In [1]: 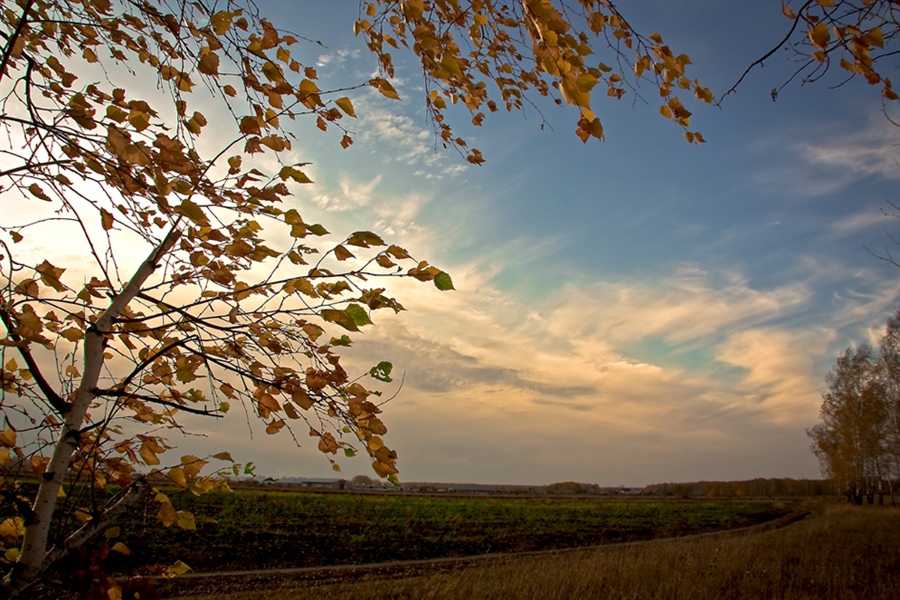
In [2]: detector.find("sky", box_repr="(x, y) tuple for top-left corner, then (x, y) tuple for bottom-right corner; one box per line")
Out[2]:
(172, 0), (900, 486)
(8, 1), (898, 487)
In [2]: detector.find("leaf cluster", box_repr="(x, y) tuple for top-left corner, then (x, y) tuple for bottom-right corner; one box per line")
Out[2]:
(357, 0), (712, 153)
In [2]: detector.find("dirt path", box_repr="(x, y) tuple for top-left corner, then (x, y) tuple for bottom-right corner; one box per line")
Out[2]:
(156, 509), (812, 598)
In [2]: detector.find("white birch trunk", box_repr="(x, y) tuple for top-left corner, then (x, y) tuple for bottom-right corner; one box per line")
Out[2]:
(4, 228), (181, 594)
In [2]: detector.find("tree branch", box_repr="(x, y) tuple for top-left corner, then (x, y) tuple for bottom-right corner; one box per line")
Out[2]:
(717, 0), (816, 104)
(39, 480), (152, 573)
(94, 389), (223, 418)
(0, 158), (72, 178)
(0, 0), (36, 85)
(0, 302), (69, 415)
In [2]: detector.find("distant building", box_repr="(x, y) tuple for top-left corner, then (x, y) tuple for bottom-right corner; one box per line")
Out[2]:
(277, 477), (346, 490)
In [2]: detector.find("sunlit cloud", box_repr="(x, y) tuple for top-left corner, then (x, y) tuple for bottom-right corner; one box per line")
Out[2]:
(716, 328), (823, 424)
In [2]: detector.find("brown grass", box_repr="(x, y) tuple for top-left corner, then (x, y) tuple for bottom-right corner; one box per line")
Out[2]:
(167, 502), (900, 600)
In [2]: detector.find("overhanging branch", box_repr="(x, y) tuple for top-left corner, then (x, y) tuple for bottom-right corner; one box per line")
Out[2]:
(0, 302), (69, 415)
(94, 389), (223, 418)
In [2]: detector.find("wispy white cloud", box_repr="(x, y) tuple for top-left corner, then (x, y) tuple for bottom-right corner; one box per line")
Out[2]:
(799, 120), (899, 180)
(316, 48), (361, 69)
(542, 268), (811, 347)
(311, 174), (382, 212)
(829, 208), (895, 239)
(745, 116), (899, 199)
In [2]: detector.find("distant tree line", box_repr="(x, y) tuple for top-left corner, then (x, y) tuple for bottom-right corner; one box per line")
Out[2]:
(643, 478), (832, 498)
(808, 307), (900, 505)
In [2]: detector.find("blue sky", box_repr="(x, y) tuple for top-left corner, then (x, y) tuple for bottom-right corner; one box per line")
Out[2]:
(176, 0), (900, 486)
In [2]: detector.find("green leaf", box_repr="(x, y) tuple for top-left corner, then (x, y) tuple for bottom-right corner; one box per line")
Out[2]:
(307, 223), (329, 236)
(369, 361), (393, 383)
(434, 271), (454, 291)
(345, 304), (373, 328)
(321, 309), (360, 332)
(331, 335), (353, 347)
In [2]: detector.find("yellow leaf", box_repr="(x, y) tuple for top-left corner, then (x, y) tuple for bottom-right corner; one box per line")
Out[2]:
(334, 244), (355, 261)
(105, 526), (121, 539)
(177, 511), (197, 531)
(168, 467), (187, 488)
(370, 78), (401, 100)
(440, 54), (462, 77)
(175, 199), (209, 225)
(157, 501), (178, 527)
(299, 79), (321, 96)
(335, 97), (356, 118)
(167, 560), (192, 577)
(74, 509), (92, 523)
(198, 51), (220, 76)
(111, 542), (132, 555)
(862, 27), (884, 49)
(808, 23), (830, 49)
(128, 110), (150, 132)
(0, 517), (24, 543)
(139, 441), (160, 466)
(257, 393), (281, 414)
(210, 11), (234, 35)
(36, 259), (67, 292)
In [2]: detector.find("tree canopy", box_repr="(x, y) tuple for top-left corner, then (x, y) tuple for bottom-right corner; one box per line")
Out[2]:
(808, 307), (900, 505)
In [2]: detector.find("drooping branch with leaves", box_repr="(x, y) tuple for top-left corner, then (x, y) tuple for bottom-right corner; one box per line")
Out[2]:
(722, 0), (899, 117)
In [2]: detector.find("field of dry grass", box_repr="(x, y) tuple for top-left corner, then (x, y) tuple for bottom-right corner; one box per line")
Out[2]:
(169, 502), (900, 600)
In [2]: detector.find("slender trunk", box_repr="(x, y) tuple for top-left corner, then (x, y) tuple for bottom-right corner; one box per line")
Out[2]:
(3, 228), (181, 595)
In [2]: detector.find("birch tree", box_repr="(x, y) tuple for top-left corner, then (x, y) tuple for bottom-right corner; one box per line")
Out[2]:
(809, 309), (900, 505)
(0, 0), (453, 594)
